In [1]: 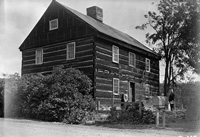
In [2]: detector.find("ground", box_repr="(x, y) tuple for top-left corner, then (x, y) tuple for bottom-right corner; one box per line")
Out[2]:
(0, 118), (199, 137)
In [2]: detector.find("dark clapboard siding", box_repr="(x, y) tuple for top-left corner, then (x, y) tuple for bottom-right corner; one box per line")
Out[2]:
(95, 41), (119, 108)
(94, 38), (159, 108)
(20, 0), (160, 111)
(20, 2), (97, 51)
(22, 37), (94, 80)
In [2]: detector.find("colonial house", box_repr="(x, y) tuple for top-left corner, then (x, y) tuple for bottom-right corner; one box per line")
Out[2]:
(19, 0), (160, 110)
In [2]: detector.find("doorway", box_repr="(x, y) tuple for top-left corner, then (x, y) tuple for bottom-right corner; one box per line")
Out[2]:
(129, 82), (135, 102)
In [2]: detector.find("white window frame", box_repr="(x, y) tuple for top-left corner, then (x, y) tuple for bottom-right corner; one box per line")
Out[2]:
(112, 45), (119, 63)
(49, 19), (58, 30)
(35, 48), (43, 65)
(129, 52), (136, 67)
(66, 42), (76, 60)
(145, 58), (150, 72)
(113, 78), (119, 95)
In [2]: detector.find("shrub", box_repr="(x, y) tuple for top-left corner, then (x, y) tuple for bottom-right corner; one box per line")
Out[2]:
(18, 67), (95, 124)
(107, 102), (156, 124)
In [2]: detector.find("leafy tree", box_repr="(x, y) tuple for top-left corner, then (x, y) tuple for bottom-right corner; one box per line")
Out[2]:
(136, 0), (200, 95)
(175, 81), (200, 109)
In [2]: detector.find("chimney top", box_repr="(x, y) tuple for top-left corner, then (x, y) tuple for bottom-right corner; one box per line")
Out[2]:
(87, 6), (103, 22)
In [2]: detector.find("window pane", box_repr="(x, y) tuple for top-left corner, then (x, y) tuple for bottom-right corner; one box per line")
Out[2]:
(67, 42), (75, 60)
(113, 78), (119, 94)
(36, 49), (43, 64)
(145, 58), (150, 72)
(112, 46), (119, 63)
(49, 19), (58, 30)
(129, 53), (135, 67)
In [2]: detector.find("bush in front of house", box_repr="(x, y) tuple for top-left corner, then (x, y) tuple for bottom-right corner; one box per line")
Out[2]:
(107, 102), (156, 124)
(18, 66), (95, 124)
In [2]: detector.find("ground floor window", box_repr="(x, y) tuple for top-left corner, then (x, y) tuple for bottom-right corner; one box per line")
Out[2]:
(113, 78), (119, 95)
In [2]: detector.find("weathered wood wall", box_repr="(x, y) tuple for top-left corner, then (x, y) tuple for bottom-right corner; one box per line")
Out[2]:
(20, 2), (97, 50)
(94, 37), (159, 109)
(22, 37), (95, 80)
(21, 2), (98, 93)
(21, 1), (160, 111)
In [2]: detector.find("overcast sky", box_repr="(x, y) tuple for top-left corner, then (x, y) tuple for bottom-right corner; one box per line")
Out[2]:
(1, 0), (198, 82)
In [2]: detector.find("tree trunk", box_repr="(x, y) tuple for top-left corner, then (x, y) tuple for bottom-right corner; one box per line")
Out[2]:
(164, 59), (169, 96)
(167, 60), (173, 91)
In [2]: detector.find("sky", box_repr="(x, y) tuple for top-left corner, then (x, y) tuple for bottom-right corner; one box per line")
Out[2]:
(0, 0), (199, 82)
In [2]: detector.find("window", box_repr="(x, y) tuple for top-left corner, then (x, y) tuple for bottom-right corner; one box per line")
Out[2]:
(35, 49), (43, 64)
(66, 42), (75, 60)
(145, 58), (150, 72)
(49, 19), (58, 30)
(112, 45), (119, 63)
(129, 52), (136, 67)
(113, 78), (119, 95)
(145, 84), (150, 96)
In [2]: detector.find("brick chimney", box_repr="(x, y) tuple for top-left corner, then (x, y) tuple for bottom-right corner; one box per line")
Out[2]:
(87, 6), (103, 22)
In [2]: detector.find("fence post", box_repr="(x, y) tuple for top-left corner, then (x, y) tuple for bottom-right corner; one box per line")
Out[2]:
(156, 108), (159, 127)
(162, 110), (166, 127)
(139, 95), (142, 117)
(112, 92), (114, 108)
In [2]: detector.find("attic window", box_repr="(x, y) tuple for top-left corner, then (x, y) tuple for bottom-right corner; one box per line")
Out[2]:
(49, 19), (58, 30)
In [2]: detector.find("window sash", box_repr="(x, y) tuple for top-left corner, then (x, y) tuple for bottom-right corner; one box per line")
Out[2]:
(129, 52), (135, 67)
(112, 45), (119, 63)
(35, 49), (43, 64)
(113, 78), (119, 95)
(145, 58), (150, 72)
(49, 19), (58, 30)
(66, 42), (75, 60)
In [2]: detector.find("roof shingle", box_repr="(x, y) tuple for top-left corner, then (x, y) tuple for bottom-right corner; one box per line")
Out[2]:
(56, 1), (156, 55)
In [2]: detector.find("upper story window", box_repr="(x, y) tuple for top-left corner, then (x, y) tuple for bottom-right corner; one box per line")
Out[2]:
(35, 49), (43, 65)
(112, 45), (119, 63)
(49, 19), (58, 30)
(145, 58), (150, 72)
(66, 42), (76, 60)
(129, 52), (136, 67)
(113, 78), (119, 95)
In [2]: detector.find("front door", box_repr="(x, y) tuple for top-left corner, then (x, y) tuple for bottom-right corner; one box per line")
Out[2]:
(129, 82), (135, 102)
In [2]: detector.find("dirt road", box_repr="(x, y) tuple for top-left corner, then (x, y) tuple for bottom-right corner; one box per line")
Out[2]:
(0, 118), (199, 137)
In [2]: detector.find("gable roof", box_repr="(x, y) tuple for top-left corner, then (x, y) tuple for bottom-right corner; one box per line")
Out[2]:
(20, 0), (157, 56)
(54, 1), (156, 55)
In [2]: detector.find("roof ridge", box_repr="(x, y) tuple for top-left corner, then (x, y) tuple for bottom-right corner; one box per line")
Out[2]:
(54, 1), (157, 55)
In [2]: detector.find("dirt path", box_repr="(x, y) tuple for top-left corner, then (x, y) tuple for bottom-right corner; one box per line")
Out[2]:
(0, 118), (199, 137)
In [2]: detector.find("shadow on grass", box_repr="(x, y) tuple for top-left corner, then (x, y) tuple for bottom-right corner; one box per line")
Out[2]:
(165, 119), (200, 133)
(89, 119), (199, 133)
(94, 121), (156, 130)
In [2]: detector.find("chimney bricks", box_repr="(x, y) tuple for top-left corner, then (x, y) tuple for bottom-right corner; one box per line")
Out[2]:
(87, 6), (103, 22)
